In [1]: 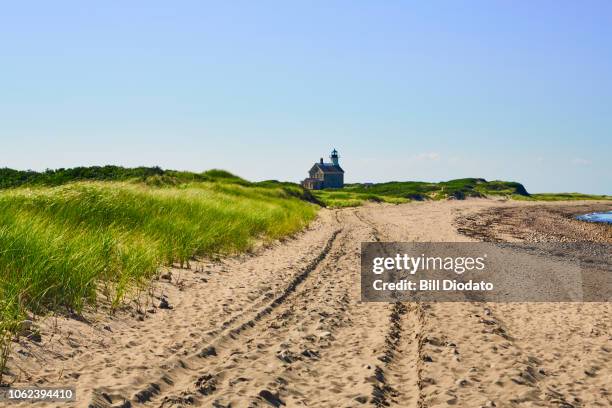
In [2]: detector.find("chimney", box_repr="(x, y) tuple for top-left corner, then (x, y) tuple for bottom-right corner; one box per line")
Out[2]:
(320, 158), (323, 164)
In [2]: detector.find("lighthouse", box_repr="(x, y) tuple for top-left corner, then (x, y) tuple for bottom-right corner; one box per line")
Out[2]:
(301, 148), (345, 190)
(330, 148), (339, 166)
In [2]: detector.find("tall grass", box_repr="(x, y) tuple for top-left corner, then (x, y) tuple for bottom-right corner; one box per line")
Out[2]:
(0, 180), (316, 378)
(516, 193), (612, 201)
(312, 190), (409, 208)
(0, 165), (256, 189)
(313, 178), (532, 207)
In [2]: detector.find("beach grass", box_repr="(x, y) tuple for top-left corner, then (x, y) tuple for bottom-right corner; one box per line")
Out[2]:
(313, 178), (531, 208)
(515, 193), (612, 201)
(0, 177), (316, 376)
(312, 190), (409, 207)
(313, 179), (611, 208)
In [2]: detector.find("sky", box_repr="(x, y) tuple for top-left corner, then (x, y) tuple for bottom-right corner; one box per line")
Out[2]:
(1, 1), (611, 194)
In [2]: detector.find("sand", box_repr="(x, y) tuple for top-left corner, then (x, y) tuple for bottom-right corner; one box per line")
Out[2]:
(4, 199), (611, 407)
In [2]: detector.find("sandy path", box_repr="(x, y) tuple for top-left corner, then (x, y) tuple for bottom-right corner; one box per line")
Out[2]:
(359, 200), (611, 408)
(149, 208), (394, 408)
(8, 205), (396, 408)
(6, 199), (611, 408)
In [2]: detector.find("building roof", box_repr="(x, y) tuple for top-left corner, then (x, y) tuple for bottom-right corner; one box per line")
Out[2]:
(311, 162), (344, 173)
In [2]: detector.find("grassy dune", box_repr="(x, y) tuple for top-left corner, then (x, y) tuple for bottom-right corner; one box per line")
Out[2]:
(313, 179), (611, 208)
(517, 193), (612, 201)
(0, 175), (316, 365)
(313, 178), (532, 207)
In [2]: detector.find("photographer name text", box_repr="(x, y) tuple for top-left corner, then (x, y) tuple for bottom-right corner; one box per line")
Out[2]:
(371, 253), (494, 292)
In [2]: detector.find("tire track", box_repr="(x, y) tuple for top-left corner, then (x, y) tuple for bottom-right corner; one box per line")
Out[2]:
(152, 210), (367, 408)
(89, 228), (342, 408)
(154, 208), (391, 408)
(153, 226), (347, 407)
(353, 208), (424, 408)
(90, 205), (424, 408)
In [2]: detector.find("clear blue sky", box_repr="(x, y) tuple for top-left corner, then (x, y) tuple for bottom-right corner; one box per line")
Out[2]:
(1, 1), (610, 194)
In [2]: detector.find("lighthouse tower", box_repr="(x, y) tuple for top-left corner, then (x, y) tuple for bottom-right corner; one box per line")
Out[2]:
(330, 148), (340, 166)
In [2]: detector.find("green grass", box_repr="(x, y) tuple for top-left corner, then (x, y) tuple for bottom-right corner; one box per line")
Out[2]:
(315, 179), (611, 208)
(0, 165), (258, 189)
(313, 178), (531, 207)
(516, 192), (612, 201)
(312, 190), (409, 208)
(0, 175), (316, 378)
